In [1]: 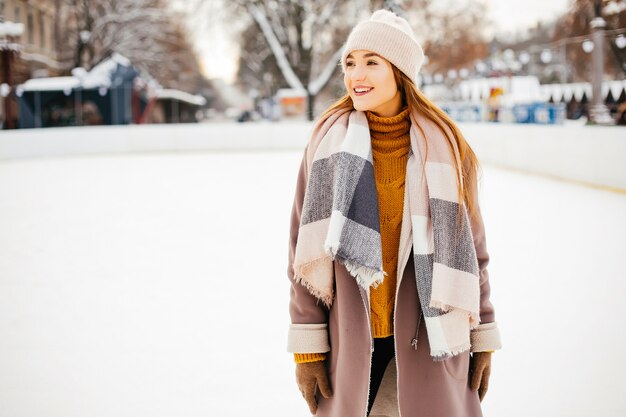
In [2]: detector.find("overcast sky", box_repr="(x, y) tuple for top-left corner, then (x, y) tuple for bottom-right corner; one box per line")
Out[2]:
(486, 0), (570, 35)
(194, 0), (572, 83)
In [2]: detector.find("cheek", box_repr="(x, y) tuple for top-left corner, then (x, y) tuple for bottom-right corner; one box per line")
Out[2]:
(385, 81), (398, 98)
(381, 69), (396, 90)
(380, 73), (397, 97)
(369, 72), (394, 97)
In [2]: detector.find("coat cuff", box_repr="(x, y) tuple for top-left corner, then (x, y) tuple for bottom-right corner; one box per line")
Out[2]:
(470, 322), (502, 352)
(287, 323), (330, 353)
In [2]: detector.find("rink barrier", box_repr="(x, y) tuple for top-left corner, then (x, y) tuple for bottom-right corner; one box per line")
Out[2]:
(1, 122), (625, 191)
(459, 123), (626, 192)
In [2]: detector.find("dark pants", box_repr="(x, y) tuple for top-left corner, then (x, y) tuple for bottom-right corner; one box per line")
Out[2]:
(367, 336), (396, 415)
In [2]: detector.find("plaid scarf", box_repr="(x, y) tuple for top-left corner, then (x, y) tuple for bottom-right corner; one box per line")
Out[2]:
(293, 108), (481, 359)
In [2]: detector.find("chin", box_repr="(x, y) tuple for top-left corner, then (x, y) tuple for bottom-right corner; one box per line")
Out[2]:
(351, 101), (370, 112)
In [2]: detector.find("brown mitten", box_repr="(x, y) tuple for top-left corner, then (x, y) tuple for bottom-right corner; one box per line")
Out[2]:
(469, 351), (492, 401)
(295, 360), (333, 415)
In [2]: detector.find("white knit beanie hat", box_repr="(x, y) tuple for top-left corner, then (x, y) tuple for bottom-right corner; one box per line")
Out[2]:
(340, 9), (424, 86)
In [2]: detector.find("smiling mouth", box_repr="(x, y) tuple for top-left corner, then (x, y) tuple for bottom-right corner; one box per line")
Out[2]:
(354, 87), (373, 96)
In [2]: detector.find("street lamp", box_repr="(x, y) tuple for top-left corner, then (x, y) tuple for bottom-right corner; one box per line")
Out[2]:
(0, 21), (25, 129)
(588, 17), (613, 125)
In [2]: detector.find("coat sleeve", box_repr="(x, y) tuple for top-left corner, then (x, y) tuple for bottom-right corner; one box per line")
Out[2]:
(468, 171), (503, 353)
(286, 145), (331, 354)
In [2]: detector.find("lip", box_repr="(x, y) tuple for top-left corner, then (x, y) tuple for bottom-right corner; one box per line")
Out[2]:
(353, 86), (373, 97)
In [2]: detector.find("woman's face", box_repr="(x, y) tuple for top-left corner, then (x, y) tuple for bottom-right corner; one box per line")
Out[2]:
(343, 50), (402, 117)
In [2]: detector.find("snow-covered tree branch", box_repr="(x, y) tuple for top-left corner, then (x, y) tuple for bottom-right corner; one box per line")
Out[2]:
(57, 0), (213, 95)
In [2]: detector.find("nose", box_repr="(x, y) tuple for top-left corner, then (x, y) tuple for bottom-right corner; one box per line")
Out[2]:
(350, 64), (366, 82)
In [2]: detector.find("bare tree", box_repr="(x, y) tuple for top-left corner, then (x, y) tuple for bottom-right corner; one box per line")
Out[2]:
(243, 0), (360, 120)
(55, 0), (213, 94)
(405, 0), (490, 77)
(554, 0), (626, 81)
(191, 0), (490, 119)
(57, 0), (170, 70)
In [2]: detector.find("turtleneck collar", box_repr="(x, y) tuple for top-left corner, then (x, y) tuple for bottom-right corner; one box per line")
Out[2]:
(365, 106), (411, 140)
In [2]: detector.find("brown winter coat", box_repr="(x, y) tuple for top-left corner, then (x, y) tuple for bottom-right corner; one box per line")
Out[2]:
(286, 120), (502, 417)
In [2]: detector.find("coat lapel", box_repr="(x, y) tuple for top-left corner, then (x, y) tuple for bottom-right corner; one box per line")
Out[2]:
(396, 151), (414, 291)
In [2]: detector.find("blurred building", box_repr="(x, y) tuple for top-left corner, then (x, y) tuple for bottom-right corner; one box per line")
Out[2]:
(1, 0), (63, 128)
(147, 89), (207, 124)
(0, 0), (62, 78)
(541, 80), (626, 120)
(423, 75), (626, 123)
(276, 88), (306, 119)
(16, 54), (140, 128)
(15, 53), (206, 128)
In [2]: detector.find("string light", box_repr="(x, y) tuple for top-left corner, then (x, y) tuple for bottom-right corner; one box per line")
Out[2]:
(519, 51), (530, 65)
(582, 39), (594, 53)
(540, 49), (553, 63)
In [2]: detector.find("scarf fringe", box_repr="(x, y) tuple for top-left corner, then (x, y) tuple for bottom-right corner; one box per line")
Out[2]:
(324, 241), (386, 290)
(339, 258), (386, 290)
(430, 341), (472, 362)
(293, 257), (335, 307)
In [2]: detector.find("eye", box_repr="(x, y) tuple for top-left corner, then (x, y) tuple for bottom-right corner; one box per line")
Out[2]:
(346, 61), (354, 67)
(367, 60), (378, 65)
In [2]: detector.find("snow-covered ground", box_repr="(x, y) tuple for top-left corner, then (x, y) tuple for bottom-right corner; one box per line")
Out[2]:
(0, 147), (625, 417)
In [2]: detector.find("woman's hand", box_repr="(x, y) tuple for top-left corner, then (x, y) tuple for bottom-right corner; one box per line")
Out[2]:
(295, 361), (333, 414)
(469, 351), (492, 401)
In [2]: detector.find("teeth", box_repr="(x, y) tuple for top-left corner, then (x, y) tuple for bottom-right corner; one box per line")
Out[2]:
(355, 87), (372, 93)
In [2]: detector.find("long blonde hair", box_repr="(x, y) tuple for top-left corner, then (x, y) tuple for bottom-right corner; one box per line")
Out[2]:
(319, 65), (481, 226)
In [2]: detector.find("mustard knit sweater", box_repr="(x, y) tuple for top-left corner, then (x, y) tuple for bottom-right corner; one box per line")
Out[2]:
(367, 106), (411, 338)
(294, 107), (411, 364)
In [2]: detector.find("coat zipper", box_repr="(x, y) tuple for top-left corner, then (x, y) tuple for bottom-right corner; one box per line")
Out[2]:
(410, 311), (422, 350)
(358, 285), (373, 417)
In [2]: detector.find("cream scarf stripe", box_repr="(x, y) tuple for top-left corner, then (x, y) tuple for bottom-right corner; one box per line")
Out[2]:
(293, 109), (481, 359)
(294, 111), (383, 306)
(407, 113), (481, 358)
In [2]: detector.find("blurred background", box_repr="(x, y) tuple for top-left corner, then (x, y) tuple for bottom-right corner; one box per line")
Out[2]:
(0, 0), (625, 126)
(0, 1), (625, 417)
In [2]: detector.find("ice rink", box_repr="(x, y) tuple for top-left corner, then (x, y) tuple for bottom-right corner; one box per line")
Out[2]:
(1, 146), (625, 417)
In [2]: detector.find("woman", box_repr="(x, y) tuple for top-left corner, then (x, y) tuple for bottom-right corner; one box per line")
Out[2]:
(286, 9), (502, 417)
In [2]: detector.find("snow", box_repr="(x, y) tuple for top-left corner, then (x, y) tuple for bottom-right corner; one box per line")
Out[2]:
(19, 54), (133, 92)
(244, 2), (344, 97)
(1, 126), (625, 417)
(82, 53), (132, 89)
(157, 89), (207, 106)
(16, 54), (206, 107)
(308, 46), (344, 96)
(276, 88), (307, 99)
(247, 3), (305, 91)
(21, 76), (81, 92)
(0, 21), (24, 37)
(69, 0), (171, 70)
